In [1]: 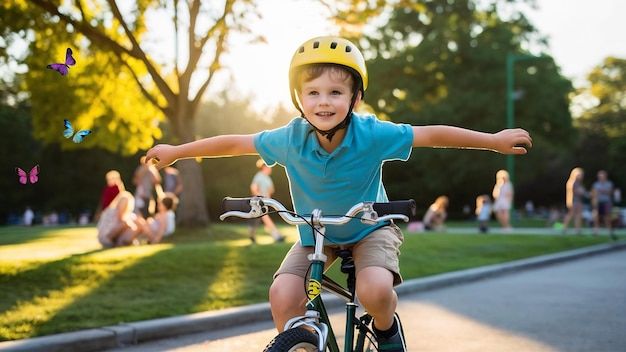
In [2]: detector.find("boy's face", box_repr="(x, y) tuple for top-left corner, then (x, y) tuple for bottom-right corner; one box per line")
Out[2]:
(297, 68), (358, 134)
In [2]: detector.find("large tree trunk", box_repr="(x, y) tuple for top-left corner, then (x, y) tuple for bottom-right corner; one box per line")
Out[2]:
(173, 108), (210, 228)
(176, 158), (210, 227)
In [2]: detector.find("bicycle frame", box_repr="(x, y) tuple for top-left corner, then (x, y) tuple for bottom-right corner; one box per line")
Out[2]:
(281, 209), (376, 352)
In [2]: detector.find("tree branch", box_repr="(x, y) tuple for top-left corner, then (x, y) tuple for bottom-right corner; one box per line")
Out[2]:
(106, 0), (177, 111)
(29, 0), (178, 119)
(187, 0), (235, 117)
(119, 59), (171, 117)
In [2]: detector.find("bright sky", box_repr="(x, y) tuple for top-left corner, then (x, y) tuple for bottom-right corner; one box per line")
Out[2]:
(212, 0), (626, 113)
(522, 0), (626, 86)
(211, 0), (334, 112)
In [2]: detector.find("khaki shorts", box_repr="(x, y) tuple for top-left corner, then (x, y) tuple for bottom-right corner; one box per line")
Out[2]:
(274, 224), (404, 286)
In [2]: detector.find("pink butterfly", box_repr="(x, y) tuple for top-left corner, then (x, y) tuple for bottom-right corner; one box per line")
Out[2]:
(16, 165), (40, 185)
(46, 48), (76, 76)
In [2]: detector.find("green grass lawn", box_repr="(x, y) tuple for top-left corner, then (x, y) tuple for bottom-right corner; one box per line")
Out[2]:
(0, 221), (610, 341)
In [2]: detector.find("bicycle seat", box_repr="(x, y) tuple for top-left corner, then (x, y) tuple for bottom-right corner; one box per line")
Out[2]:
(337, 249), (355, 274)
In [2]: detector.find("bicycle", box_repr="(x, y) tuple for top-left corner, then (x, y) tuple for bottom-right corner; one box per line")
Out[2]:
(220, 196), (416, 352)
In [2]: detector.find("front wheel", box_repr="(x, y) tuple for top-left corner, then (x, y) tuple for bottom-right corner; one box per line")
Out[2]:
(263, 327), (321, 352)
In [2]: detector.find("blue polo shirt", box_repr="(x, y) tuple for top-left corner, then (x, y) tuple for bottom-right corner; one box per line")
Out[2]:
(254, 113), (414, 246)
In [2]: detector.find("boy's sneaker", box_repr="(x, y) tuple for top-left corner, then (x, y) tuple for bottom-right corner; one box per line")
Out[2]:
(375, 315), (406, 352)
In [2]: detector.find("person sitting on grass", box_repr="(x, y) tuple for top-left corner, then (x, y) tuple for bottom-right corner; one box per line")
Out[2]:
(97, 191), (141, 248)
(138, 192), (179, 244)
(422, 195), (449, 231)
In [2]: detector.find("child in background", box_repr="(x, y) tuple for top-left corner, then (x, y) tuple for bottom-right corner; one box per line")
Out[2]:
(249, 159), (285, 243)
(121, 193), (179, 245)
(476, 194), (492, 233)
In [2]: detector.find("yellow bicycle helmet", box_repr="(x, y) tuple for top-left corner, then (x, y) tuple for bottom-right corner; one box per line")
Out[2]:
(288, 36), (368, 141)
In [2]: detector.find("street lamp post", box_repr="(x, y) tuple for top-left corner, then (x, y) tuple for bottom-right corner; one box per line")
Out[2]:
(505, 53), (545, 186)
(506, 53), (547, 223)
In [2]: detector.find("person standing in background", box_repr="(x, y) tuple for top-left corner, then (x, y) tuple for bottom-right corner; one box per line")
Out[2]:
(591, 170), (616, 239)
(23, 206), (34, 226)
(475, 194), (492, 233)
(562, 167), (587, 235)
(492, 169), (514, 232)
(132, 156), (163, 218)
(163, 166), (183, 222)
(163, 166), (183, 197)
(249, 159), (285, 243)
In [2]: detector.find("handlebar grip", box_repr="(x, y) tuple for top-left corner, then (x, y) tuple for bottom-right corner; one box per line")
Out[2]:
(221, 197), (254, 212)
(373, 200), (416, 218)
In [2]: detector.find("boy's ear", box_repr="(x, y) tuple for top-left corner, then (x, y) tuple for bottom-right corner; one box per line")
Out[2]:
(354, 91), (363, 108)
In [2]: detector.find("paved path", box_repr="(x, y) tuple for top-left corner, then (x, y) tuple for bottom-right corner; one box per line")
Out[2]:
(99, 243), (626, 352)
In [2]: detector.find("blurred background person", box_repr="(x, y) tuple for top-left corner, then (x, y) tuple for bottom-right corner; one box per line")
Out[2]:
(95, 170), (125, 221)
(492, 169), (514, 231)
(475, 194), (492, 233)
(134, 193), (179, 245)
(591, 170), (616, 239)
(133, 156), (163, 218)
(97, 191), (140, 248)
(249, 159), (284, 243)
(562, 167), (587, 235)
(422, 195), (449, 231)
(163, 166), (183, 197)
(22, 206), (34, 226)
(163, 166), (183, 223)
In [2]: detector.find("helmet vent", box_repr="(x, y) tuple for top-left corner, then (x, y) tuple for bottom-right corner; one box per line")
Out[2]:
(330, 42), (337, 49)
(313, 41), (320, 49)
(298, 46), (305, 53)
(345, 46), (352, 52)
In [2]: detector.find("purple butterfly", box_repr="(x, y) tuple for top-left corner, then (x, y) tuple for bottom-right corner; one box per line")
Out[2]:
(46, 48), (76, 76)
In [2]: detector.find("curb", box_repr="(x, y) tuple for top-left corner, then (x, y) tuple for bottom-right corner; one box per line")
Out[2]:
(1, 241), (624, 352)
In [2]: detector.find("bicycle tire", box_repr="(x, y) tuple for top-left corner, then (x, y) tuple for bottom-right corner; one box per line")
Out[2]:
(263, 327), (322, 352)
(359, 331), (377, 352)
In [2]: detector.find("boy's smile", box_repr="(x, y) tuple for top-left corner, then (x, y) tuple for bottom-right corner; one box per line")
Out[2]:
(298, 69), (359, 134)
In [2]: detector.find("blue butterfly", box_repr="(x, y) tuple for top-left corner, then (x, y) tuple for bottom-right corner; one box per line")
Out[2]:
(63, 119), (91, 143)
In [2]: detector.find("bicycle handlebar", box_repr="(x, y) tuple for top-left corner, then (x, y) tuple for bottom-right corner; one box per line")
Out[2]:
(220, 197), (416, 226)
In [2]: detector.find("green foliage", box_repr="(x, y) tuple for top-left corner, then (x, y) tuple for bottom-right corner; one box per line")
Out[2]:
(360, 0), (575, 212)
(572, 57), (626, 195)
(2, 0), (264, 227)
(24, 38), (162, 155)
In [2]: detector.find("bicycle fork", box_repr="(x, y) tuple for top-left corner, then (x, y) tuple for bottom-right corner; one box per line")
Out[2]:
(283, 209), (337, 351)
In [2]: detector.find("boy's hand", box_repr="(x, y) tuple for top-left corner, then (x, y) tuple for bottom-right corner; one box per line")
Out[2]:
(494, 128), (532, 154)
(145, 144), (177, 169)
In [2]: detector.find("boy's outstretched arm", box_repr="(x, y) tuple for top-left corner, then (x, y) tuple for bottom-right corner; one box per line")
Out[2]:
(412, 126), (532, 154)
(145, 134), (257, 169)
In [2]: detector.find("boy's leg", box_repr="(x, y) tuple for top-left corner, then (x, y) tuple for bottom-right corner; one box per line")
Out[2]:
(269, 241), (337, 331)
(353, 225), (406, 351)
(357, 266), (397, 329)
(269, 273), (307, 331)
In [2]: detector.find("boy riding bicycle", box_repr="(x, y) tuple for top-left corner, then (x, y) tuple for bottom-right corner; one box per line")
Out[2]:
(145, 36), (532, 351)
